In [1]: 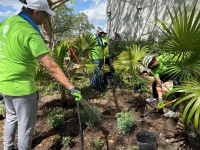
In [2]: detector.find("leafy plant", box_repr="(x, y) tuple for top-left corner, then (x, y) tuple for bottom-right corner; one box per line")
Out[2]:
(80, 105), (102, 127)
(61, 136), (73, 148)
(88, 138), (104, 150)
(158, 0), (200, 132)
(47, 107), (65, 129)
(115, 111), (135, 135)
(114, 44), (149, 77)
(126, 75), (151, 94)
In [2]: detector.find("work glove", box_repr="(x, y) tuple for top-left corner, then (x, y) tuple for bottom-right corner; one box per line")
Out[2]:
(69, 86), (82, 101)
(157, 101), (164, 109)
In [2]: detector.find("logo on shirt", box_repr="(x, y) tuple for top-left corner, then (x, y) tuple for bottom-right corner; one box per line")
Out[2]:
(3, 25), (9, 39)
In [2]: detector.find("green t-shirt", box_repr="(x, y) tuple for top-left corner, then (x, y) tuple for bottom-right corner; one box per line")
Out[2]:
(91, 34), (103, 60)
(151, 54), (176, 78)
(102, 35), (110, 58)
(0, 15), (49, 96)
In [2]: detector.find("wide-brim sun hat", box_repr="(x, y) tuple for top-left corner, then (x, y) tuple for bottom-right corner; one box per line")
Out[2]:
(23, 0), (55, 16)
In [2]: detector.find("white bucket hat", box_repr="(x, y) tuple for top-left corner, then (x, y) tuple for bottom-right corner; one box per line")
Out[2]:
(23, 0), (55, 16)
(142, 55), (153, 69)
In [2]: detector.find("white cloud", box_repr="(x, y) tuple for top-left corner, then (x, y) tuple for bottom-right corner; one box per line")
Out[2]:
(81, 0), (107, 22)
(0, 0), (23, 17)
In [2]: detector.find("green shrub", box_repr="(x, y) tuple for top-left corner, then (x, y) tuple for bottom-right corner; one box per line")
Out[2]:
(88, 138), (104, 150)
(116, 111), (135, 135)
(127, 75), (151, 94)
(47, 107), (65, 128)
(80, 105), (102, 127)
(61, 136), (73, 148)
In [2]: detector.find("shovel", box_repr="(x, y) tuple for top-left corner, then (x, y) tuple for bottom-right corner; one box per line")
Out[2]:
(76, 98), (101, 150)
(140, 98), (178, 118)
(76, 100), (84, 150)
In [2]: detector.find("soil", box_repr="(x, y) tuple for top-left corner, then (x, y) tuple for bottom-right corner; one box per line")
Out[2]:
(0, 81), (199, 150)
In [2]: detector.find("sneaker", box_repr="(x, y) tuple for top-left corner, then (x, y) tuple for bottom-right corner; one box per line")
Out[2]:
(100, 91), (105, 97)
(163, 110), (177, 118)
(146, 97), (156, 102)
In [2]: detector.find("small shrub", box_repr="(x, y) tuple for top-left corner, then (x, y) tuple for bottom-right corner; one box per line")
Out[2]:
(80, 105), (102, 127)
(116, 111), (135, 135)
(47, 107), (65, 128)
(126, 75), (151, 94)
(61, 136), (73, 148)
(88, 138), (104, 150)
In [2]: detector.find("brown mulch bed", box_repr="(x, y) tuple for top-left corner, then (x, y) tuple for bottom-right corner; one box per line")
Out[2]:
(0, 85), (198, 149)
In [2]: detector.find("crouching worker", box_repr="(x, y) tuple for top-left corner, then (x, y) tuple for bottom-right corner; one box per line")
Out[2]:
(141, 54), (181, 117)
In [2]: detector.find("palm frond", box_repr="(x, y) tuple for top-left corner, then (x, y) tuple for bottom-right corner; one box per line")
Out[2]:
(114, 44), (149, 74)
(72, 32), (96, 58)
(168, 80), (200, 131)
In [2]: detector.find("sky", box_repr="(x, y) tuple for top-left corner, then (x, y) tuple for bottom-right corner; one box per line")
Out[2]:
(0, 0), (107, 33)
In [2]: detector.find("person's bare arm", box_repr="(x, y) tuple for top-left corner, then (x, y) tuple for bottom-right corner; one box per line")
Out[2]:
(38, 53), (73, 89)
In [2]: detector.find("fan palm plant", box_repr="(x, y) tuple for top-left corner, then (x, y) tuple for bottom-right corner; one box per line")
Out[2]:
(114, 44), (149, 76)
(158, 0), (200, 132)
(72, 32), (97, 75)
(113, 44), (149, 90)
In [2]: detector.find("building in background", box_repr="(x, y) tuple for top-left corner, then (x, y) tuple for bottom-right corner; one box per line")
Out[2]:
(107, 0), (199, 39)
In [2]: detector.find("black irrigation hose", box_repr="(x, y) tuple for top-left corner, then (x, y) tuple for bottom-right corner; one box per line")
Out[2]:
(76, 101), (84, 150)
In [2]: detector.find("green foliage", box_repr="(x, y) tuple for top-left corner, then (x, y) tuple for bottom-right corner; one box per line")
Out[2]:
(80, 105), (102, 127)
(109, 40), (126, 59)
(72, 32), (96, 58)
(167, 80), (200, 133)
(115, 111), (135, 135)
(52, 4), (94, 37)
(158, 0), (200, 133)
(47, 107), (65, 129)
(51, 41), (72, 69)
(126, 75), (151, 94)
(88, 138), (104, 150)
(114, 44), (149, 75)
(61, 136), (73, 148)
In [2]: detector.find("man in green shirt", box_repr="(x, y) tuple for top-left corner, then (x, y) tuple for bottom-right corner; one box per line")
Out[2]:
(101, 28), (115, 75)
(0, 0), (82, 149)
(90, 26), (106, 94)
(142, 54), (181, 117)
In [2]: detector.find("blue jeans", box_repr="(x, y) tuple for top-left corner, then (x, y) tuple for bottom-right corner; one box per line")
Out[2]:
(91, 59), (104, 92)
